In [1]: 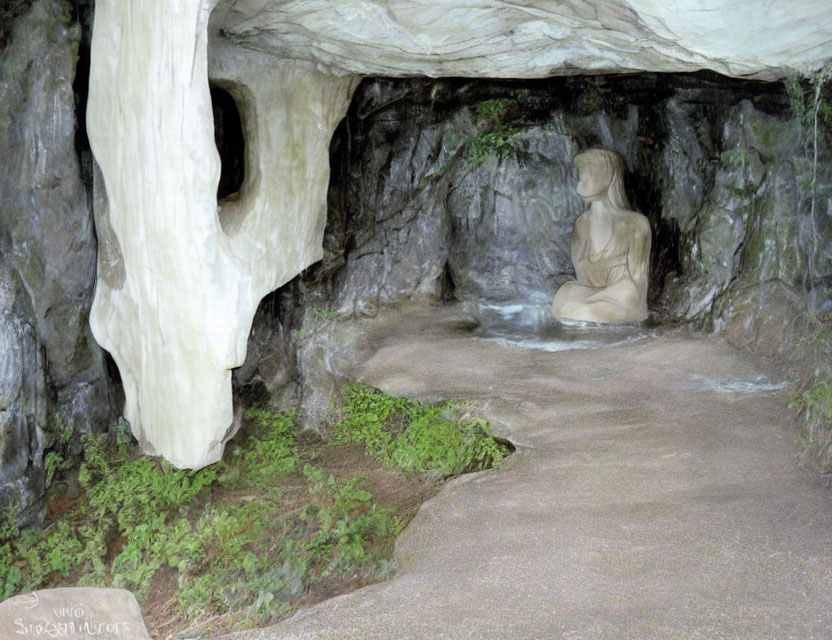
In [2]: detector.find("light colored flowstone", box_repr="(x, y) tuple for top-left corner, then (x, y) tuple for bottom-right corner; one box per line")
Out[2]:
(87, 0), (356, 468)
(211, 0), (832, 79)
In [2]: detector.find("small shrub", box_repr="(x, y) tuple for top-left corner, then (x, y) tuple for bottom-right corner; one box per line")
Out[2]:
(794, 312), (832, 472)
(468, 130), (521, 168)
(799, 382), (832, 469)
(333, 384), (511, 477)
(467, 98), (522, 168)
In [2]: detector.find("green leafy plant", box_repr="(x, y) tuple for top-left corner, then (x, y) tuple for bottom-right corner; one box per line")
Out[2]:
(793, 312), (832, 472)
(468, 130), (522, 168)
(777, 71), (832, 474)
(0, 387), (510, 635)
(0, 501), (21, 600)
(333, 384), (511, 477)
(784, 67), (832, 277)
(475, 98), (519, 130)
(225, 409), (300, 488)
(310, 307), (340, 320)
(303, 464), (401, 573)
(467, 99), (523, 168)
(43, 420), (74, 488)
(0, 405), (416, 634)
(798, 382), (832, 469)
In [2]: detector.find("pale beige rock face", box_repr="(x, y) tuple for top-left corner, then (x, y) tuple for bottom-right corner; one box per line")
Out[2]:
(87, 0), (356, 468)
(553, 149), (650, 324)
(211, 0), (832, 79)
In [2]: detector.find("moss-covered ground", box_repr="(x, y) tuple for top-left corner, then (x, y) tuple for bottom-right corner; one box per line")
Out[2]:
(0, 385), (510, 639)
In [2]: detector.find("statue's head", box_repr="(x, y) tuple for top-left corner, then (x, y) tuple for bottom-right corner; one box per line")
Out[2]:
(574, 148), (630, 209)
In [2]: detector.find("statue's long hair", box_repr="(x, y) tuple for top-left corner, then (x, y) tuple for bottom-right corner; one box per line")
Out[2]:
(575, 148), (631, 210)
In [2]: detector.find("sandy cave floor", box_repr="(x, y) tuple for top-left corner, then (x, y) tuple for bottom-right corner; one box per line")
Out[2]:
(219, 307), (832, 640)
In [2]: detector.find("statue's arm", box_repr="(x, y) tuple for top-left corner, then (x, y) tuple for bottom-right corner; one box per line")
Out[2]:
(572, 214), (590, 279)
(627, 216), (651, 288)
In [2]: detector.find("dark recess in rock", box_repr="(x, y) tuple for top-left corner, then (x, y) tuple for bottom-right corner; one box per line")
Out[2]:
(70, 0), (95, 212)
(322, 73), (795, 313)
(211, 85), (246, 200)
(0, 0), (34, 51)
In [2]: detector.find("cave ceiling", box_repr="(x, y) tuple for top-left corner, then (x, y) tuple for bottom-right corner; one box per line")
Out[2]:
(210, 0), (832, 80)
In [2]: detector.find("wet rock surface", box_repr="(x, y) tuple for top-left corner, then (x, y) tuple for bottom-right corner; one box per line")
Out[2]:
(321, 75), (826, 322)
(0, 0), (116, 525)
(0, 268), (47, 526)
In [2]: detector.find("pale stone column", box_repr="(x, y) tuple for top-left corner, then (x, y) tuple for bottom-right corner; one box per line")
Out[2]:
(86, 0), (357, 468)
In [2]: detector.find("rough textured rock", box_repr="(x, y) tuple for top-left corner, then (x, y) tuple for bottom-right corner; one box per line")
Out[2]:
(714, 281), (808, 367)
(210, 0), (832, 80)
(238, 72), (832, 437)
(319, 76), (815, 326)
(79, 0), (832, 470)
(660, 96), (832, 325)
(446, 124), (581, 305)
(86, 0), (357, 468)
(233, 281), (392, 435)
(81, 0), (831, 467)
(0, 268), (47, 527)
(232, 291), (297, 402)
(240, 75), (821, 434)
(325, 80), (590, 318)
(0, 0), (116, 526)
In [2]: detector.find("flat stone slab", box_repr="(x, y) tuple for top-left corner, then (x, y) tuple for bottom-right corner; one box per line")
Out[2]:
(220, 308), (832, 639)
(0, 588), (150, 639)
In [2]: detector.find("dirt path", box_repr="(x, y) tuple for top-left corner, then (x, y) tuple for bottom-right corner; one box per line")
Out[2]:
(224, 309), (832, 639)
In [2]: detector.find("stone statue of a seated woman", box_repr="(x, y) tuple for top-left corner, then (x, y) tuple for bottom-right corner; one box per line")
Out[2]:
(552, 148), (651, 324)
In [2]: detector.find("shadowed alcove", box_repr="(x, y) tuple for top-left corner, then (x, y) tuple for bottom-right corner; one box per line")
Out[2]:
(211, 85), (245, 200)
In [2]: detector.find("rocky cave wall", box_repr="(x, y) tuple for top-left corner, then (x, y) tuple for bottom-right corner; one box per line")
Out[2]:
(2, 0), (831, 524)
(0, 0), (117, 527)
(237, 74), (832, 431)
(320, 75), (832, 324)
(90, 0), (832, 471)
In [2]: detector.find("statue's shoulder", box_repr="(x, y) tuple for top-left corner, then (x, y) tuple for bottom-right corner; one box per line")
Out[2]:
(625, 210), (651, 235)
